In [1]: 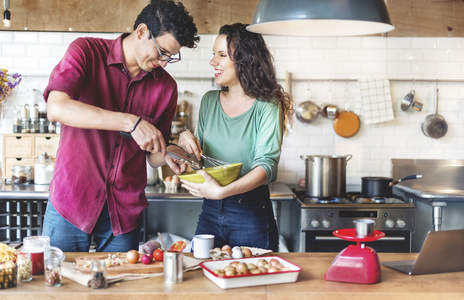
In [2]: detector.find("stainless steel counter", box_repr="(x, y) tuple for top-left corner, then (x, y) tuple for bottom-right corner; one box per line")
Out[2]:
(0, 181), (295, 201)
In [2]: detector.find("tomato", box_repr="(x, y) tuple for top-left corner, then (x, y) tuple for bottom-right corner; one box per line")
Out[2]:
(153, 248), (164, 262)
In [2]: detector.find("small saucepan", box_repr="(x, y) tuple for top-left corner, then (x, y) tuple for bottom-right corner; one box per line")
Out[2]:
(361, 175), (423, 197)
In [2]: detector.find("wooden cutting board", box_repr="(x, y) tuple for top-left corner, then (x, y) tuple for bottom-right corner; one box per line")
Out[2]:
(75, 253), (164, 276)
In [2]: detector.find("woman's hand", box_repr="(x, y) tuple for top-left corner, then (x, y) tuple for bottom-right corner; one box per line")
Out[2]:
(165, 155), (187, 175)
(180, 170), (225, 200)
(178, 130), (202, 161)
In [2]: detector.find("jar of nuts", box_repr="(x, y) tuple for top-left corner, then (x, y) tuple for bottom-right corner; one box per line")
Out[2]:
(44, 257), (61, 287)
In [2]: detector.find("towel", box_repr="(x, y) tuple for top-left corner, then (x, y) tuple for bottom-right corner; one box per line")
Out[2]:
(358, 78), (394, 124)
(61, 255), (203, 287)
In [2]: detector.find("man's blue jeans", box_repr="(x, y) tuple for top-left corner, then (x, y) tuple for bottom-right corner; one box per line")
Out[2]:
(42, 199), (140, 252)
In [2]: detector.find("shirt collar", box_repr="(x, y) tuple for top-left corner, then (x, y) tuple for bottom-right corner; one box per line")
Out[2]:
(107, 33), (157, 80)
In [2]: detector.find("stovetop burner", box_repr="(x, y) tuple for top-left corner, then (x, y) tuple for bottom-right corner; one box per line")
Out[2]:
(295, 189), (410, 205)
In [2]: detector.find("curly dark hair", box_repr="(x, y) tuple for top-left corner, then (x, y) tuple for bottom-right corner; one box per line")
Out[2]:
(219, 23), (293, 129)
(134, 0), (200, 48)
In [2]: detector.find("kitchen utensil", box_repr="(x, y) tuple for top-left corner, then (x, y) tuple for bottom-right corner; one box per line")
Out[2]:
(361, 175), (422, 197)
(321, 104), (338, 119)
(401, 90), (423, 112)
(295, 101), (320, 123)
(164, 252), (183, 283)
(300, 155), (352, 198)
(166, 144), (203, 170)
(422, 88), (448, 139)
(179, 163), (243, 186)
(333, 90), (360, 137)
(325, 228), (384, 284)
(333, 111), (360, 137)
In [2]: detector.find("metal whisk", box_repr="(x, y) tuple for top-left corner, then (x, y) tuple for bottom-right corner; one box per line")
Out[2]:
(201, 154), (230, 168)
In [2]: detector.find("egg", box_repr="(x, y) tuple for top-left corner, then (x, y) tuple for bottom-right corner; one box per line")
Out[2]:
(241, 248), (252, 257)
(231, 248), (244, 259)
(221, 245), (231, 251)
(172, 175), (179, 184)
(164, 176), (172, 182)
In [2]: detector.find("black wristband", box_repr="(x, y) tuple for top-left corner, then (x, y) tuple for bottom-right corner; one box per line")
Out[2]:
(129, 117), (142, 133)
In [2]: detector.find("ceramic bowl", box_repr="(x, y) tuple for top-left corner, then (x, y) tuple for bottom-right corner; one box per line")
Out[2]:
(179, 163), (242, 186)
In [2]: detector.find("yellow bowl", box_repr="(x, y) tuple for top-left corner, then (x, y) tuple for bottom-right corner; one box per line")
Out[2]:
(179, 163), (243, 186)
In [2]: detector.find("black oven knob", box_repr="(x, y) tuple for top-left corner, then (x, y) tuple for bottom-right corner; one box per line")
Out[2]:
(397, 219), (406, 228)
(386, 219), (395, 229)
(311, 219), (320, 228)
(322, 220), (331, 229)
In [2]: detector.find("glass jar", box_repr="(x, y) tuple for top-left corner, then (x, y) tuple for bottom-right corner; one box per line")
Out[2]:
(11, 165), (33, 184)
(20, 118), (30, 133)
(90, 260), (108, 289)
(22, 236), (50, 276)
(12, 118), (21, 133)
(34, 152), (54, 185)
(30, 104), (39, 119)
(44, 257), (61, 287)
(20, 104), (30, 119)
(30, 118), (39, 133)
(39, 118), (48, 133)
(16, 252), (32, 282)
(48, 121), (56, 134)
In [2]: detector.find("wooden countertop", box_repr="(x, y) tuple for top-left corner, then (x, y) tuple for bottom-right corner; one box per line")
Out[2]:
(2, 252), (464, 299)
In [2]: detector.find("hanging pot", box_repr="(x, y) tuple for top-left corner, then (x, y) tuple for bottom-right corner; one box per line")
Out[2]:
(300, 154), (352, 198)
(421, 88), (448, 139)
(361, 175), (422, 197)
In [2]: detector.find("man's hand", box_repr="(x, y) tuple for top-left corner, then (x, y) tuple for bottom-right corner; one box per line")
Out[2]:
(131, 118), (166, 157)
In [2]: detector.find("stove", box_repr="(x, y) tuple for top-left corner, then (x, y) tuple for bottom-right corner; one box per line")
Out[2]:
(296, 189), (415, 253)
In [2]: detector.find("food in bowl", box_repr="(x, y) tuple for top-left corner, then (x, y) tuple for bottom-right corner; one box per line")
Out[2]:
(178, 163), (242, 186)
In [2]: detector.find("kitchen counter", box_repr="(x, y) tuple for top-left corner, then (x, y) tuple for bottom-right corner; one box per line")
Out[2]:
(0, 181), (295, 202)
(2, 252), (464, 299)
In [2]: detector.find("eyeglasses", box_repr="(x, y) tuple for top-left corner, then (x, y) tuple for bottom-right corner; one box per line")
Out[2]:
(149, 32), (181, 64)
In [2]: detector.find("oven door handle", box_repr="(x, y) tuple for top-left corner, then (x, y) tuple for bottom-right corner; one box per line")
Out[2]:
(315, 236), (406, 241)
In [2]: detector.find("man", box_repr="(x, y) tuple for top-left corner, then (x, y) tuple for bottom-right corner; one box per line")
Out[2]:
(42, 0), (199, 252)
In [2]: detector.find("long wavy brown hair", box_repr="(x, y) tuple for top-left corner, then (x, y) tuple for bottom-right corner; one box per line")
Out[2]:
(219, 23), (293, 132)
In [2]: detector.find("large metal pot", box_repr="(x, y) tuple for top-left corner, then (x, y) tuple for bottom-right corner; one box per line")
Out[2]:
(300, 155), (352, 198)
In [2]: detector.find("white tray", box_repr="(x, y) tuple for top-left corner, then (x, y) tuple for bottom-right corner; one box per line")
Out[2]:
(200, 256), (302, 289)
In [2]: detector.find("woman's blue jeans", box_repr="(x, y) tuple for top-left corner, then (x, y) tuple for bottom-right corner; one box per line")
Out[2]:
(195, 185), (279, 251)
(42, 199), (140, 252)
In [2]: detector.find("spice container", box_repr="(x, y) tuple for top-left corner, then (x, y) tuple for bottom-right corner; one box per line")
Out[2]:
(30, 118), (39, 133)
(0, 261), (17, 289)
(12, 118), (21, 133)
(34, 152), (54, 185)
(11, 165), (33, 184)
(39, 118), (48, 133)
(20, 104), (30, 119)
(48, 121), (56, 134)
(17, 252), (32, 282)
(164, 252), (183, 283)
(22, 236), (50, 275)
(90, 260), (108, 289)
(44, 257), (61, 287)
(30, 104), (39, 119)
(20, 118), (30, 133)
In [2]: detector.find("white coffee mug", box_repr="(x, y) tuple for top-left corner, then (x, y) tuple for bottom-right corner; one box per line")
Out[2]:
(191, 234), (214, 259)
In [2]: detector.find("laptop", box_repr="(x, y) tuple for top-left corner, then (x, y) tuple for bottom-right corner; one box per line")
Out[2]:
(382, 229), (464, 275)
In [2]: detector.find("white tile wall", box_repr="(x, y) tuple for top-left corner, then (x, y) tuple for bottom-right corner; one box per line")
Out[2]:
(1, 31), (463, 185)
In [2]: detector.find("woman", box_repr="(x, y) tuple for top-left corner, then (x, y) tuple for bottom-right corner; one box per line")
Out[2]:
(178, 23), (292, 251)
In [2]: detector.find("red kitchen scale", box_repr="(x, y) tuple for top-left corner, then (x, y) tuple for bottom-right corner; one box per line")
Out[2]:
(325, 228), (385, 284)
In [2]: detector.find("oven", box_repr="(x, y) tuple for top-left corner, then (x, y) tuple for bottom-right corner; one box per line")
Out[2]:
(296, 191), (414, 253)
